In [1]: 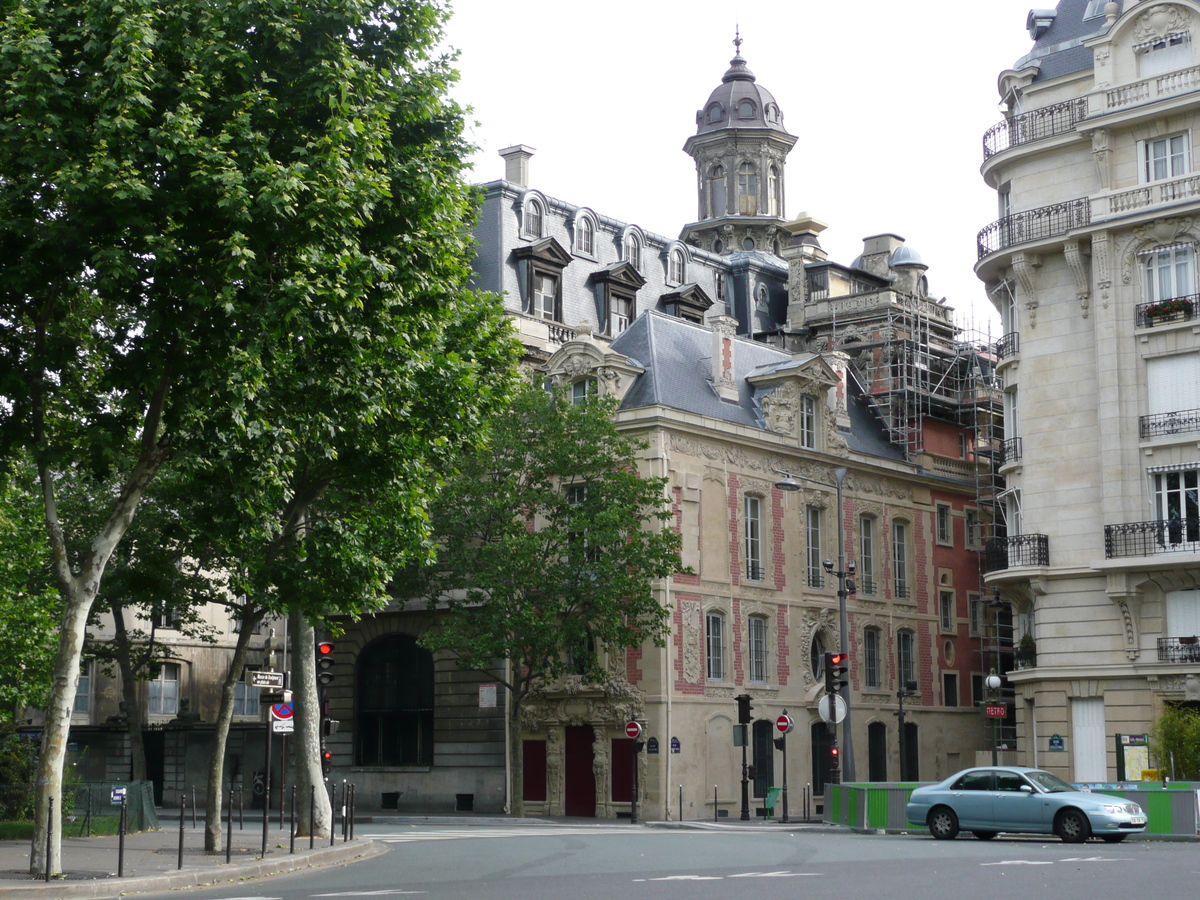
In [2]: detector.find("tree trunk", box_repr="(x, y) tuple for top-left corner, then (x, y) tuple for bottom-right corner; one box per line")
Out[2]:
(29, 586), (92, 877)
(204, 610), (260, 852)
(508, 691), (525, 818)
(290, 609), (331, 839)
(109, 602), (148, 783)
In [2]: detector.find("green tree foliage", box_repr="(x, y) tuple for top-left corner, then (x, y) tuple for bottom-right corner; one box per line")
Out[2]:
(1150, 703), (1200, 781)
(0, 0), (517, 872)
(410, 378), (683, 813)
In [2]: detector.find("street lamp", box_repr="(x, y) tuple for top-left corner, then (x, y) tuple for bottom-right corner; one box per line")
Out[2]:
(775, 466), (856, 782)
(986, 589), (1008, 765)
(895, 679), (918, 781)
(985, 669), (1003, 766)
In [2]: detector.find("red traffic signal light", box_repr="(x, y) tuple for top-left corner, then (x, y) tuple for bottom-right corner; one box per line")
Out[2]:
(320, 747), (333, 776)
(828, 652), (850, 694)
(830, 746), (839, 758)
(316, 641), (335, 686)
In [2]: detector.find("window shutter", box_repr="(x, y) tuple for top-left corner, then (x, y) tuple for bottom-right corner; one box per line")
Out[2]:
(1147, 353), (1200, 415)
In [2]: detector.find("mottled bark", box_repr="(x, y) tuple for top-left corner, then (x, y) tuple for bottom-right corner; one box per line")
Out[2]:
(110, 603), (148, 783)
(290, 610), (331, 839)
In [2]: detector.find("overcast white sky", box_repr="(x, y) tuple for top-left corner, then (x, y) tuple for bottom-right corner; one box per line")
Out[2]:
(441, 0), (1042, 333)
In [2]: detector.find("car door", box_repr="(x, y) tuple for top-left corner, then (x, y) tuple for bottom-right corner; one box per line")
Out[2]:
(947, 770), (994, 827)
(993, 770), (1046, 832)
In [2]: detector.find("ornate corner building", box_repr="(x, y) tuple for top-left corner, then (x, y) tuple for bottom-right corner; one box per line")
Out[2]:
(976, 0), (1200, 784)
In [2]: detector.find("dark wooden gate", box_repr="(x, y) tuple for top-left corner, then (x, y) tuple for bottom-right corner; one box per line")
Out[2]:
(563, 725), (596, 817)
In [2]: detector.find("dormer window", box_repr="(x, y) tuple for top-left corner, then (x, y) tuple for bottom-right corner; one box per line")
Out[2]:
(706, 103), (723, 124)
(668, 247), (686, 285)
(524, 199), (543, 238)
(799, 395), (817, 449)
(624, 232), (641, 270)
(575, 215), (595, 256)
(738, 99), (755, 119)
(765, 103), (779, 124)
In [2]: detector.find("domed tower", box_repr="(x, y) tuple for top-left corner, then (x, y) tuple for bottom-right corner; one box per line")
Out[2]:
(681, 34), (797, 257)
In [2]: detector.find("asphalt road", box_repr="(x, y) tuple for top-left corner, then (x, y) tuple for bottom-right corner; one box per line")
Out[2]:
(132, 822), (1200, 900)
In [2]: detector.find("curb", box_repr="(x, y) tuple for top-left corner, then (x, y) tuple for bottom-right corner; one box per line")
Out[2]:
(1, 840), (388, 899)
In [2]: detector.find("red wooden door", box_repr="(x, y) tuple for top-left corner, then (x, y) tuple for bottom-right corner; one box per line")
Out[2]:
(563, 725), (596, 817)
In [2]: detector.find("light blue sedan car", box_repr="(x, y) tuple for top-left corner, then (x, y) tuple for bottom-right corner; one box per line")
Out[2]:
(905, 766), (1146, 843)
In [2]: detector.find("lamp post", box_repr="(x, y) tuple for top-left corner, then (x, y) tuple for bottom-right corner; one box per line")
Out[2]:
(895, 680), (917, 781)
(776, 466), (856, 782)
(985, 670), (1003, 766)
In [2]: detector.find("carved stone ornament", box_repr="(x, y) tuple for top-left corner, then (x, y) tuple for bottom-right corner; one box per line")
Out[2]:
(1063, 240), (1092, 318)
(1090, 129), (1111, 190)
(1011, 252), (1042, 329)
(760, 382), (804, 438)
(1120, 218), (1199, 285)
(1092, 231), (1112, 310)
(799, 609), (839, 689)
(682, 599), (702, 684)
(1133, 5), (1193, 46)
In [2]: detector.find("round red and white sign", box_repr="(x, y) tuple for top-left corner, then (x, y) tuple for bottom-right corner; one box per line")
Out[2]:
(625, 721), (642, 739)
(775, 714), (794, 734)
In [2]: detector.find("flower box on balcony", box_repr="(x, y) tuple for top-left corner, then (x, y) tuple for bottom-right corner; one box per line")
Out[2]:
(1145, 298), (1194, 320)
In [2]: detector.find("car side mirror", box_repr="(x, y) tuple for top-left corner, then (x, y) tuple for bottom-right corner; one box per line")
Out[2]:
(1020, 784), (1033, 793)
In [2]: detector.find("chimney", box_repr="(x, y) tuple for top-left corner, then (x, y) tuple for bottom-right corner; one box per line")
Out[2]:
(858, 233), (905, 280)
(498, 144), (535, 187)
(710, 316), (740, 402)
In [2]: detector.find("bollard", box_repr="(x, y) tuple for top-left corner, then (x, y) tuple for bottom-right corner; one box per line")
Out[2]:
(713, 785), (718, 823)
(341, 780), (348, 843)
(329, 783), (336, 848)
(226, 787), (233, 864)
(239, 784), (244, 831)
(118, 795), (127, 878)
(678, 784), (683, 823)
(177, 792), (186, 870)
(309, 785), (315, 850)
(349, 784), (355, 841)
(191, 785), (197, 829)
(289, 784), (296, 854)
(45, 796), (53, 882)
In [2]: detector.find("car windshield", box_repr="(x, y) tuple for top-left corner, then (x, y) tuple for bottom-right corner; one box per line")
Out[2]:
(1023, 770), (1075, 793)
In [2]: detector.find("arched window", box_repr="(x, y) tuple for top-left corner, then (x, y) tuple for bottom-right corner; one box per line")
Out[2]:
(708, 165), (726, 219)
(738, 99), (755, 119)
(355, 635), (434, 766)
(524, 199), (543, 238)
(706, 103), (723, 124)
(668, 248), (685, 285)
(624, 232), (641, 270)
(576, 216), (594, 256)
(748, 614), (768, 683)
(892, 521), (910, 599)
(706, 610), (725, 681)
(810, 632), (827, 679)
(896, 629), (916, 689)
(765, 103), (779, 124)
(864, 626), (882, 689)
(738, 162), (758, 215)
(767, 165), (780, 216)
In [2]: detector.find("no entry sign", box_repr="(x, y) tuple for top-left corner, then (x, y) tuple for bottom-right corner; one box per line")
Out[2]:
(775, 714), (794, 734)
(625, 721), (642, 739)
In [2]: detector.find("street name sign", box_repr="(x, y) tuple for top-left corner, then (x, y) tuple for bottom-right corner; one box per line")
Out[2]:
(251, 671), (285, 689)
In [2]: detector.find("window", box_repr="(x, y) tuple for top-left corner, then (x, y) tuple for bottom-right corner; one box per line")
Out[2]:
(152, 610), (177, 630)
(1083, 0), (1109, 18)
(765, 103), (779, 124)
(73, 662), (91, 714)
(1141, 133), (1190, 183)
(356, 635), (434, 766)
(1139, 33), (1192, 77)
(745, 495), (763, 581)
(936, 504), (952, 545)
(624, 233), (641, 270)
(1154, 468), (1200, 543)
(1165, 589), (1200, 638)
(958, 433), (968, 458)
(533, 272), (558, 320)
(230, 613), (262, 635)
(524, 199), (543, 238)
(706, 611), (725, 681)
(811, 633), (827, 678)
(668, 248), (685, 285)
(799, 395), (817, 449)
(233, 670), (260, 717)
(1147, 353), (1200, 418)
(748, 615), (768, 683)
(1143, 243), (1195, 303)
(863, 627), (881, 689)
(570, 378), (597, 406)
(737, 162), (757, 215)
(859, 516), (876, 594)
(576, 216), (594, 255)
(607, 294), (632, 336)
(708, 165), (727, 218)
(968, 592), (983, 637)
(892, 521), (909, 599)
(939, 590), (956, 633)
(767, 165), (780, 217)
(806, 507), (823, 588)
(971, 673), (985, 707)
(737, 99), (755, 119)
(943, 672), (959, 707)
(896, 630), (915, 688)
(705, 103), (723, 125)
(965, 510), (980, 548)
(148, 663), (180, 716)
(716, 273), (728, 312)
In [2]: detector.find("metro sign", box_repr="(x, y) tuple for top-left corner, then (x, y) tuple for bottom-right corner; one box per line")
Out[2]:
(984, 704), (1007, 718)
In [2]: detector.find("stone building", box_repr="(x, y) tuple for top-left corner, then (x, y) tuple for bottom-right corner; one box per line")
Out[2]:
(976, 0), (1200, 782)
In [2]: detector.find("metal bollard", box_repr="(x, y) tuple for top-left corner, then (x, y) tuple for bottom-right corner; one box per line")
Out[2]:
(239, 785), (244, 831)
(226, 787), (233, 864)
(341, 780), (348, 843)
(118, 796), (127, 878)
(289, 785), (295, 855)
(191, 785), (197, 829)
(349, 784), (355, 841)
(329, 783), (336, 847)
(45, 796), (53, 882)
(713, 785), (718, 823)
(309, 785), (315, 850)
(177, 793), (186, 870)
(678, 784), (683, 823)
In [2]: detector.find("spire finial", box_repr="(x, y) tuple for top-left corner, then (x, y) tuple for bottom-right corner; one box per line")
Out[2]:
(733, 26), (742, 56)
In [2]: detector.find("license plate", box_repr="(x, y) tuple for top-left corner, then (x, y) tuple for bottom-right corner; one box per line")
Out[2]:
(1130, 817), (1146, 826)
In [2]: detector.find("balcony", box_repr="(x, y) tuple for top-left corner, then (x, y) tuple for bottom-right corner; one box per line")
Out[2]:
(1104, 519), (1200, 558)
(982, 98), (1087, 160)
(984, 534), (1050, 572)
(998, 437), (1023, 467)
(894, 581), (911, 600)
(1100, 173), (1200, 220)
(547, 322), (574, 344)
(1095, 63), (1200, 115)
(858, 576), (876, 596)
(996, 332), (1019, 360)
(1157, 636), (1200, 663)
(807, 572), (825, 589)
(1135, 294), (1196, 328)
(977, 199), (1090, 260)
(1140, 407), (1200, 440)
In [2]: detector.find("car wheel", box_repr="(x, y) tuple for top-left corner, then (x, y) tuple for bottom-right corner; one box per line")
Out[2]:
(972, 831), (997, 840)
(1099, 833), (1127, 844)
(927, 806), (959, 840)
(1055, 809), (1090, 844)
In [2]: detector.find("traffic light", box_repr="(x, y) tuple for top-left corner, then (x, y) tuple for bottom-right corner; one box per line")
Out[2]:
(316, 640), (335, 686)
(323, 717), (340, 736)
(320, 747), (333, 777)
(829, 652), (850, 694)
(736, 693), (754, 724)
(830, 745), (840, 761)
(823, 651), (836, 695)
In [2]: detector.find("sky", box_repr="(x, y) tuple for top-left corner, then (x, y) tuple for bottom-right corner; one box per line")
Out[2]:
(440, 0), (1044, 334)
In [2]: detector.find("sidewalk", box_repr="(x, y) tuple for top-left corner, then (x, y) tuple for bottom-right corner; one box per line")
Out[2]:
(0, 816), (385, 900)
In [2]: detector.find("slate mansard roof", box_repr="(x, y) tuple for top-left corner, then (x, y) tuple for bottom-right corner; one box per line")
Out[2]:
(1013, 0), (1114, 82)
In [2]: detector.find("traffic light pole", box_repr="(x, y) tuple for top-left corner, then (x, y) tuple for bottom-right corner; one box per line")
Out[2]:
(832, 467), (856, 783)
(739, 727), (750, 821)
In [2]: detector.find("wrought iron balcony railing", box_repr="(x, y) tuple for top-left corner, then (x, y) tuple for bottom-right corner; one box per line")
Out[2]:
(807, 571), (825, 589)
(996, 331), (1019, 360)
(858, 576), (876, 596)
(1157, 636), (1200, 663)
(1140, 407), (1200, 440)
(977, 199), (1090, 260)
(999, 437), (1023, 466)
(984, 534), (1050, 572)
(894, 581), (910, 600)
(982, 98), (1087, 160)
(1135, 294), (1196, 328)
(1105, 519), (1200, 558)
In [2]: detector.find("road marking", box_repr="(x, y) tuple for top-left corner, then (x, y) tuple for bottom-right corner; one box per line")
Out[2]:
(729, 871), (821, 878)
(359, 827), (648, 843)
(648, 875), (723, 881)
(1060, 857), (1129, 862)
(214, 896), (281, 899)
(311, 892), (426, 897)
(980, 860), (1054, 866)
